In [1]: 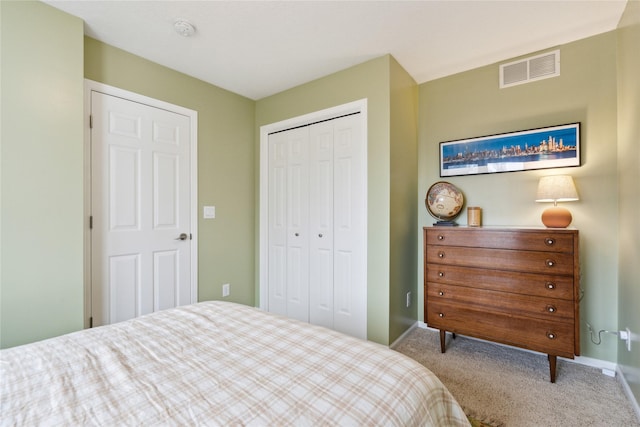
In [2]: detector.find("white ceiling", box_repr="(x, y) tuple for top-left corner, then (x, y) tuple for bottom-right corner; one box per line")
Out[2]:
(44, 0), (628, 100)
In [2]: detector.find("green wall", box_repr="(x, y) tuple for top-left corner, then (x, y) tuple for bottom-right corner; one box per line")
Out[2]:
(389, 57), (419, 342)
(256, 55), (418, 345)
(1, 1), (85, 348)
(84, 38), (256, 308)
(419, 32), (620, 362)
(616, 0), (640, 406)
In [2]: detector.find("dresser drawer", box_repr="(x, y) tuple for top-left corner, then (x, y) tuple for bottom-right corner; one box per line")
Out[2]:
(426, 228), (575, 253)
(425, 264), (574, 300)
(426, 283), (575, 322)
(426, 245), (574, 274)
(426, 301), (575, 357)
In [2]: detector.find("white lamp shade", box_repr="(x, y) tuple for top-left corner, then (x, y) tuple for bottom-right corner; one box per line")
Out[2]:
(535, 175), (579, 203)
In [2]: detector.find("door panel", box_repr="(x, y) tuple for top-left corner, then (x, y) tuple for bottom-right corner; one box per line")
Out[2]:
(267, 133), (288, 316)
(153, 153), (179, 228)
(309, 122), (334, 329)
(109, 146), (140, 230)
(330, 115), (366, 339)
(109, 254), (140, 323)
(92, 92), (192, 326)
(154, 250), (178, 310)
(268, 128), (310, 322)
(285, 128), (309, 322)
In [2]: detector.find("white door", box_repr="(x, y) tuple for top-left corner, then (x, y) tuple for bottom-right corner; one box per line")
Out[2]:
(267, 127), (310, 322)
(90, 91), (195, 326)
(265, 111), (367, 339)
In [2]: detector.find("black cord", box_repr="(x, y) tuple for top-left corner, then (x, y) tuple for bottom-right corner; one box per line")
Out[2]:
(586, 322), (618, 345)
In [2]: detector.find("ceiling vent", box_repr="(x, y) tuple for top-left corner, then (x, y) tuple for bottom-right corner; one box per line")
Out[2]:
(500, 50), (560, 88)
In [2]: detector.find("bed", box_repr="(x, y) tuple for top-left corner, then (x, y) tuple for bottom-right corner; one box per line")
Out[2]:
(1, 301), (469, 426)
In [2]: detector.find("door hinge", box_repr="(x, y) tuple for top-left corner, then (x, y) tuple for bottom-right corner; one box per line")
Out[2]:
(89, 215), (93, 229)
(89, 115), (93, 129)
(89, 317), (93, 328)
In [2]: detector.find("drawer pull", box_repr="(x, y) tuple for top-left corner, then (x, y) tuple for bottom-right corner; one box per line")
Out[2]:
(545, 238), (556, 246)
(438, 272), (444, 277)
(438, 251), (445, 259)
(437, 235), (445, 241)
(546, 305), (557, 313)
(546, 282), (556, 290)
(439, 313), (445, 318)
(547, 332), (557, 340)
(438, 291), (444, 296)
(546, 259), (556, 267)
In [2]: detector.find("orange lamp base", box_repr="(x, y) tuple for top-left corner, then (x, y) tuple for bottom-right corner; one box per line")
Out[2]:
(541, 206), (573, 228)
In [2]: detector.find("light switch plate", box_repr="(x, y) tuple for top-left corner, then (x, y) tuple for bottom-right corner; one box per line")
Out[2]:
(203, 206), (216, 219)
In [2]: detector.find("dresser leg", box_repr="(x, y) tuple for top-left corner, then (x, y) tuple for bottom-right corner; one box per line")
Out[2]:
(439, 330), (446, 353)
(548, 355), (557, 383)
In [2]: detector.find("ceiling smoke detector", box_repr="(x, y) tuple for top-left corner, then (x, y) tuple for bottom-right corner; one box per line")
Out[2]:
(174, 20), (196, 37)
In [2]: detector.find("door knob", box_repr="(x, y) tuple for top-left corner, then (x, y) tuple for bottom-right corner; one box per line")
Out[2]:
(176, 233), (188, 241)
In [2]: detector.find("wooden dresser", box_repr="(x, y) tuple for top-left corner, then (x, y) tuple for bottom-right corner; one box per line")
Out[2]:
(423, 226), (580, 382)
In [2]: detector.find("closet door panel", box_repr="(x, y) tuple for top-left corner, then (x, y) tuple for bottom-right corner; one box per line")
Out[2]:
(332, 115), (367, 339)
(285, 129), (310, 322)
(267, 133), (288, 316)
(267, 128), (309, 322)
(309, 122), (334, 328)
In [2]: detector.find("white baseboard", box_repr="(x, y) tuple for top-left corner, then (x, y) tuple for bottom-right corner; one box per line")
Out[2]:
(617, 365), (640, 422)
(570, 355), (617, 374)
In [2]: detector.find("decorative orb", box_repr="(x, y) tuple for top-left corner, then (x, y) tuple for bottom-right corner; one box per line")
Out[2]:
(425, 181), (464, 224)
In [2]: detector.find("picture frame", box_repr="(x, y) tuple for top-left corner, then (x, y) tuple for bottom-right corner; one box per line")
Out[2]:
(439, 123), (581, 177)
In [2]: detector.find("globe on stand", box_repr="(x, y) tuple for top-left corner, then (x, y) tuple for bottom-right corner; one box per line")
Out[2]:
(425, 182), (465, 226)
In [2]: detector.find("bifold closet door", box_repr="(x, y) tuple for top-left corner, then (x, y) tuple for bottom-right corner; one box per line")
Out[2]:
(267, 113), (366, 339)
(267, 127), (310, 323)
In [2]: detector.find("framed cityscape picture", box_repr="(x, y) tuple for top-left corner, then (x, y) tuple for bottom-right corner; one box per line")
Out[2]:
(439, 123), (581, 177)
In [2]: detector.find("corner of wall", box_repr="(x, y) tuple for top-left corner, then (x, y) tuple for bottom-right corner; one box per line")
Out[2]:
(616, 0), (640, 412)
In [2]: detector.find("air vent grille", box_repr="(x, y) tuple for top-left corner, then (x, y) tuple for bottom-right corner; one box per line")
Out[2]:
(500, 50), (560, 88)
(502, 61), (528, 86)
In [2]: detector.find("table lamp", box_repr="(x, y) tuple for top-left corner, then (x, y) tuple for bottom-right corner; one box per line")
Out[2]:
(535, 175), (579, 228)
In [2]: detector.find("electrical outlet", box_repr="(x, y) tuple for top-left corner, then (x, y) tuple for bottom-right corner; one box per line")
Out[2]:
(222, 283), (230, 297)
(406, 291), (411, 308)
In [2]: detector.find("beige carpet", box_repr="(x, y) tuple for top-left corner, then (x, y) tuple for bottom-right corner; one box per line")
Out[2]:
(394, 327), (639, 427)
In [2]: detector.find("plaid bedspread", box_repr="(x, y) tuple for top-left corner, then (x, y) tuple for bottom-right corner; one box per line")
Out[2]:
(1, 301), (469, 426)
